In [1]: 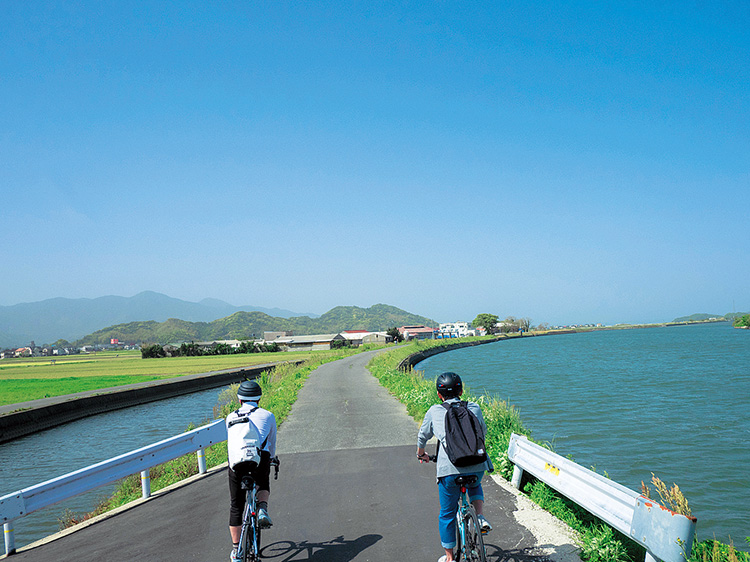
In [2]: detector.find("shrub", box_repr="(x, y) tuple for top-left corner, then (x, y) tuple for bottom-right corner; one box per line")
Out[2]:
(141, 344), (166, 358)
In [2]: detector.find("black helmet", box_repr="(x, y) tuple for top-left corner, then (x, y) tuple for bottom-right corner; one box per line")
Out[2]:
(436, 372), (462, 398)
(237, 380), (262, 402)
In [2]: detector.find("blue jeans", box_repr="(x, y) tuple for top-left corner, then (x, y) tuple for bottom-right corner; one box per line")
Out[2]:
(437, 472), (485, 549)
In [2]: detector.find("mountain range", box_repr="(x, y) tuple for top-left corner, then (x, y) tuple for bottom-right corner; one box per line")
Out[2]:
(75, 304), (437, 346)
(0, 292), (318, 348)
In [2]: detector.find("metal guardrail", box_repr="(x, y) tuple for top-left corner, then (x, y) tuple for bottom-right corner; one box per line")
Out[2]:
(507, 433), (697, 562)
(0, 419), (227, 555)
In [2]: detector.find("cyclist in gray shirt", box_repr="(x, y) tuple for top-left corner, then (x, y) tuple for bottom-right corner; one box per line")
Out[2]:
(417, 372), (492, 562)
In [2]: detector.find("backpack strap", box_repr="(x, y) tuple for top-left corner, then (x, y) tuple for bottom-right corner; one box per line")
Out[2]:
(441, 400), (468, 410)
(436, 400), (456, 456)
(227, 406), (260, 428)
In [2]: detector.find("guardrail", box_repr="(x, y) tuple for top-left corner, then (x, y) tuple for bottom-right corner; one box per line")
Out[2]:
(507, 433), (697, 562)
(0, 419), (227, 556)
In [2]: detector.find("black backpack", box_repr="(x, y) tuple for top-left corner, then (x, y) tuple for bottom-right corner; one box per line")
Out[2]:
(440, 401), (488, 467)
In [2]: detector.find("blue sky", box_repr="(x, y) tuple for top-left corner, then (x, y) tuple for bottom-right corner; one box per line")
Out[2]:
(2, 1), (748, 326)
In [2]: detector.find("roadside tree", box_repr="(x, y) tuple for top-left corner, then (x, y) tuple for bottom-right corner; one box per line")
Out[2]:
(386, 327), (404, 342)
(472, 313), (499, 334)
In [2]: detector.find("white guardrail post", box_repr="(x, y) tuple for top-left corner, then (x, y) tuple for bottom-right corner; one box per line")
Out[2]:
(507, 433), (697, 562)
(197, 448), (207, 474)
(3, 522), (15, 555)
(0, 419), (227, 556)
(140, 470), (151, 499)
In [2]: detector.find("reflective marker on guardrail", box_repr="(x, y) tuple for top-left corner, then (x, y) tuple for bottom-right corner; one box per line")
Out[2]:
(507, 433), (696, 562)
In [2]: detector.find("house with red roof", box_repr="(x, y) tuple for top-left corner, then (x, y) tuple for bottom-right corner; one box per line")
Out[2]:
(398, 325), (437, 340)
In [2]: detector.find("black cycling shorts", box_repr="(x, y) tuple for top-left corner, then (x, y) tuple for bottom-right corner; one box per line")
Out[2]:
(228, 450), (271, 526)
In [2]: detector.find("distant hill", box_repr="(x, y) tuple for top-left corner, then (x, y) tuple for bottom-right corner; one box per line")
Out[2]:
(724, 312), (749, 322)
(672, 313), (725, 322)
(0, 292), (317, 348)
(75, 304), (437, 345)
(671, 312), (748, 323)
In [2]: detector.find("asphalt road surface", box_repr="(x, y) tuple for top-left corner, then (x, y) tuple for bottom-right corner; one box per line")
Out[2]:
(8, 349), (578, 562)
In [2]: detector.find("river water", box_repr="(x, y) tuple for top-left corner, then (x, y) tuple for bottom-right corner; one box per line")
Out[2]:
(417, 322), (750, 546)
(0, 386), (227, 549)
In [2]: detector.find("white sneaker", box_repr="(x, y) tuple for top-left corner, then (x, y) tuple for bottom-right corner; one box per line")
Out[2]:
(258, 508), (273, 528)
(230, 547), (240, 562)
(477, 514), (492, 533)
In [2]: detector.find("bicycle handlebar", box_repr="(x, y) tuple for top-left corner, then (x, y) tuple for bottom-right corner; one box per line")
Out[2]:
(418, 454), (438, 463)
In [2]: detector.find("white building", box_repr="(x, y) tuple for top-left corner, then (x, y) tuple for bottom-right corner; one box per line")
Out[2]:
(273, 334), (345, 352)
(438, 322), (475, 338)
(340, 330), (393, 346)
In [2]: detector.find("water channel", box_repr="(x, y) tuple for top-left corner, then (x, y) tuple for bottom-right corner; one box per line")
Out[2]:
(0, 385), (228, 549)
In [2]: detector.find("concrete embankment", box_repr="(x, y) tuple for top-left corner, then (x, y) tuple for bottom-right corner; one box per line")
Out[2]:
(398, 336), (505, 371)
(0, 361), (299, 444)
(397, 334), (555, 371)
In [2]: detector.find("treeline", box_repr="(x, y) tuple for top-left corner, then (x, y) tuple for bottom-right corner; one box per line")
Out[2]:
(734, 314), (750, 328)
(471, 313), (535, 334)
(141, 341), (280, 358)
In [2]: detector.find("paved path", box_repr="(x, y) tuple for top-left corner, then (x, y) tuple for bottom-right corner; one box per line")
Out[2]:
(8, 349), (579, 561)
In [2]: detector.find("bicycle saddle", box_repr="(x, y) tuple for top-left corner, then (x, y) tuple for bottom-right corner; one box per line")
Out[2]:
(241, 476), (256, 490)
(454, 475), (478, 487)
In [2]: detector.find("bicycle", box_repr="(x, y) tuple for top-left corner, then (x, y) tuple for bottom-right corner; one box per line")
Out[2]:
(425, 454), (487, 562)
(236, 457), (280, 562)
(453, 473), (487, 562)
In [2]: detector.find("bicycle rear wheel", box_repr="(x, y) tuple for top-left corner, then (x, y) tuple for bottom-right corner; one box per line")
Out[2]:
(240, 516), (252, 562)
(252, 518), (262, 560)
(457, 506), (486, 562)
(241, 490), (258, 562)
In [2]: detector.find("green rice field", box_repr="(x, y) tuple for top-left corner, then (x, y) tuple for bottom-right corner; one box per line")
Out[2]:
(0, 350), (314, 406)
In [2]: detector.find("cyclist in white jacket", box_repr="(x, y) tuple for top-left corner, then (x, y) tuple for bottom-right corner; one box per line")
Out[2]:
(226, 380), (277, 562)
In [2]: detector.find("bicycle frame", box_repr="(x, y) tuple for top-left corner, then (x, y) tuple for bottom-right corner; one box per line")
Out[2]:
(237, 481), (261, 562)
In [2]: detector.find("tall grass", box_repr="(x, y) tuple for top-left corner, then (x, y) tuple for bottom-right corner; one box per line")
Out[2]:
(691, 539), (750, 562)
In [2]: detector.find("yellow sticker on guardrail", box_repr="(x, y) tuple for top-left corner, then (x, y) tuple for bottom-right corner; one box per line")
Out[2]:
(545, 462), (560, 476)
